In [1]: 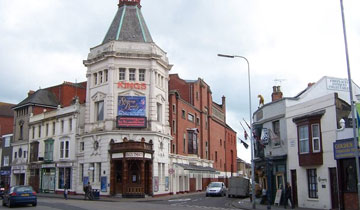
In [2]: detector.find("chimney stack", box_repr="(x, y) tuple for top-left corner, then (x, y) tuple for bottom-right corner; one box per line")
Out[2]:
(271, 86), (283, 102)
(28, 90), (35, 97)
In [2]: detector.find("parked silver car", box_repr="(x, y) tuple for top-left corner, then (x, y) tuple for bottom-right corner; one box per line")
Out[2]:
(206, 182), (227, 197)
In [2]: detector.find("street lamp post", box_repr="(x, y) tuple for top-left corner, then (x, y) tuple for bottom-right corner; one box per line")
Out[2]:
(340, 1), (360, 209)
(218, 54), (256, 209)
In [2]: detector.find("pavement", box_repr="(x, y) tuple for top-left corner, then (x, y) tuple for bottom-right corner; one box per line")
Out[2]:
(38, 192), (314, 210)
(231, 197), (314, 210)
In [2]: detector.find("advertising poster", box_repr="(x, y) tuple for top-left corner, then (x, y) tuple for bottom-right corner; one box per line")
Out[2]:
(83, 176), (89, 186)
(118, 96), (146, 116)
(165, 177), (169, 191)
(154, 176), (159, 192)
(101, 176), (107, 192)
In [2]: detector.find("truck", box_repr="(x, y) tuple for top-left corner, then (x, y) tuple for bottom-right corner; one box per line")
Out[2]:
(227, 176), (250, 198)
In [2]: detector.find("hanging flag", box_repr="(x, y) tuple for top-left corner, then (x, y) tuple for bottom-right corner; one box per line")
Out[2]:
(356, 103), (360, 146)
(244, 130), (248, 140)
(238, 138), (249, 149)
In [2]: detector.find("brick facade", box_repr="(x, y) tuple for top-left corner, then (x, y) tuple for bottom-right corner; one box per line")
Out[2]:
(169, 74), (237, 173)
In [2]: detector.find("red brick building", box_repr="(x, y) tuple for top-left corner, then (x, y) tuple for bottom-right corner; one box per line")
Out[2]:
(169, 74), (237, 185)
(0, 102), (15, 136)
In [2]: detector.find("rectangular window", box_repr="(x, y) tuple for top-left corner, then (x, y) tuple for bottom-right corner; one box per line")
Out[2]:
(3, 156), (9, 167)
(97, 163), (101, 182)
(53, 122), (56, 135)
(187, 113), (194, 122)
(44, 140), (54, 161)
(69, 119), (72, 132)
(14, 152), (17, 159)
(80, 142), (85, 152)
(20, 125), (23, 139)
(80, 164), (84, 184)
(32, 127), (35, 139)
(139, 69), (145, 81)
(119, 68), (125, 81)
(46, 123), (49, 137)
(272, 120), (280, 146)
(94, 73), (98, 85)
(60, 140), (69, 159)
(187, 131), (198, 154)
(129, 68), (136, 81)
(58, 167), (71, 189)
(104, 69), (108, 82)
(182, 110), (186, 119)
(96, 101), (104, 121)
(215, 151), (218, 162)
(183, 133), (186, 153)
(172, 120), (176, 134)
(172, 104), (176, 114)
(312, 124), (321, 153)
(299, 125), (309, 154)
(90, 163), (95, 183)
(157, 103), (162, 122)
(38, 125), (41, 138)
(196, 117), (200, 125)
(99, 71), (103, 83)
(307, 169), (318, 198)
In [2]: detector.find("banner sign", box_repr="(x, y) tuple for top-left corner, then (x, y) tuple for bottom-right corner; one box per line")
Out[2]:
(117, 116), (147, 128)
(118, 96), (146, 116)
(101, 176), (107, 192)
(333, 138), (360, 160)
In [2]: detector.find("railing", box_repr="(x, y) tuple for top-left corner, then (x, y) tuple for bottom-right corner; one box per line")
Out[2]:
(126, 187), (144, 194)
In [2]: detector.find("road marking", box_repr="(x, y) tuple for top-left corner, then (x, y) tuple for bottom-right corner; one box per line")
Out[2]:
(168, 198), (191, 202)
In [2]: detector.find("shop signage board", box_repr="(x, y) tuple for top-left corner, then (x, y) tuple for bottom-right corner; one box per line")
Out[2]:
(116, 116), (147, 128)
(118, 96), (146, 116)
(333, 138), (360, 160)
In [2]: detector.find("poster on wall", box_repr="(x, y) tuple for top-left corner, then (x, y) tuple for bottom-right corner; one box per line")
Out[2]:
(165, 177), (169, 191)
(118, 96), (146, 116)
(154, 176), (159, 192)
(101, 177), (107, 192)
(83, 176), (89, 186)
(117, 116), (147, 128)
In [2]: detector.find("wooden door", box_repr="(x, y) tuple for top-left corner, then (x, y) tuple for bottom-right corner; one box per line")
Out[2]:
(329, 168), (339, 209)
(291, 170), (298, 207)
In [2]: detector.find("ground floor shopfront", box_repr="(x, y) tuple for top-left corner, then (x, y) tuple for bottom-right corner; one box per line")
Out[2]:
(0, 167), (11, 190)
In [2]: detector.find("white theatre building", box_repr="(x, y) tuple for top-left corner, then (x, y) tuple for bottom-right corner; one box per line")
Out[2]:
(78, 0), (173, 197)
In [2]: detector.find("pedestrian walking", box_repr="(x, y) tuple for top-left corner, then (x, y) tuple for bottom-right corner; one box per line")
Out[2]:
(83, 182), (88, 200)
(85, 182), (93, 200)
(284, 182), (294, 209)
(63, 183), (68, 200)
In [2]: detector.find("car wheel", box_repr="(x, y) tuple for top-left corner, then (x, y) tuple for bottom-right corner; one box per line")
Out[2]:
(2, 200), (5, 206)
(9, 201), (13, 208)
(32, 202), (37, 207)
(205, 194), (208, 197)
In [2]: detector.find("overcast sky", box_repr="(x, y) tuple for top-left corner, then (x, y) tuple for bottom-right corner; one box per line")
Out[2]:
(1, 0), (359, 162)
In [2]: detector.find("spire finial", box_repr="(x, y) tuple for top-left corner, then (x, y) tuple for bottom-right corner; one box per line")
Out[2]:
(118, 0), (141, 8)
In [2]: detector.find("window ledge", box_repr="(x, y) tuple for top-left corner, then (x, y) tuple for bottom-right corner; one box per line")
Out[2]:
(307, 198), (319, 202)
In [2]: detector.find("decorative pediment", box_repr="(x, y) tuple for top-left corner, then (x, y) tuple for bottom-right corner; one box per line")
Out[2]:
(91, 91), (107, 102)
(118, 89), (145, 96)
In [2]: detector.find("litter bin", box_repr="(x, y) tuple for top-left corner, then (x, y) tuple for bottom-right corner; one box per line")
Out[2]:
(92, 189), (100, 200)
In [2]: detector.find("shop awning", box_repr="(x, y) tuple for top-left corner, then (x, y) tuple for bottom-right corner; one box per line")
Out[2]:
(174, 163), (218, 174)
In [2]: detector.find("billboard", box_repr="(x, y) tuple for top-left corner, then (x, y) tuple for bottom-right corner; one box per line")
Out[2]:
(118, 96), (146, 116)
(116, 116), (147, 128)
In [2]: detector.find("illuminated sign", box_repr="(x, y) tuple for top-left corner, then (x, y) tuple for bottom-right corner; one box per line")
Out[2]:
(333, 138), (360, 160)
(118, 96), (146, 116)
(117, 116), (147, 128)
(118, 82), (146, 90)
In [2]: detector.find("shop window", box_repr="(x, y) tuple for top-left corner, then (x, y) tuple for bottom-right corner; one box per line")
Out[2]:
(307, 169), (318, 198)
(58, 168), (71, 189)
(343, 159), (357, 192)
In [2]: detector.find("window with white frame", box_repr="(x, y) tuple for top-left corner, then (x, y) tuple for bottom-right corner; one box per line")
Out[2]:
(129, 68), (136, 81)
(119, 68), (125, 81)
(3, 156), (9, 166)
(307, 169), (318, 198)
(299, 125), (309, 154)
(99, 71), (103, 83)
(312, 124), (321, 153)
(187, 113), (194, 122)
(139, 69), (145, 81)
(69, 118), (72, 132)
(95, 101), (104, 121)
(60, 139), (70, 159)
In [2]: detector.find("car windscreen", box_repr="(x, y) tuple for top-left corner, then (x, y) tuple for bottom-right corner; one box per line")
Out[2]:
(208, 183), (222, 188)
(15, 186), (33, 193)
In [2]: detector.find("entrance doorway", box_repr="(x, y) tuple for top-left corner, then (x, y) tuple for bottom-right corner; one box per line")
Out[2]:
(115, 160), (123, 195)
(329, 168), (339, 209)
